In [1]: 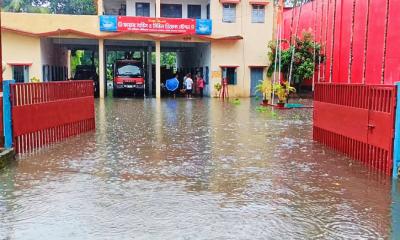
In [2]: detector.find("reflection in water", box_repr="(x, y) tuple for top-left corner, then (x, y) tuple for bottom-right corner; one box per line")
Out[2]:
(0, 98), (399, 239)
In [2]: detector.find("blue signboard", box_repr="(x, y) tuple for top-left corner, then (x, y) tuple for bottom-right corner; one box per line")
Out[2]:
(196, 19), (212, 35)
(100, 15), (118, 32)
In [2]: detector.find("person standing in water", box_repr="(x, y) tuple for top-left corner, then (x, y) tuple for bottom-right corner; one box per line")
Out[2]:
(184, 73), (193, 98)
(196, 74), (205, 98)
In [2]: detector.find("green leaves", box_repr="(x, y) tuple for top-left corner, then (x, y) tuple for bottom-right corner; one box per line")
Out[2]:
(267, 31), (324, 86)
(2, 0), (96, 15)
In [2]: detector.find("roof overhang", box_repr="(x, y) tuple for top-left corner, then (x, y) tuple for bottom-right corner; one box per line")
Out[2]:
(220, 0), (241, 4)
(7, 62), (32, 66)
(1, 27), (243, 42)
(220, 65), (240, 68)
(249, 1), (270, 5)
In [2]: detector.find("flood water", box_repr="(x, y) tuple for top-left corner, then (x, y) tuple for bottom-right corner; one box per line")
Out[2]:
(1, 98), (399, 239)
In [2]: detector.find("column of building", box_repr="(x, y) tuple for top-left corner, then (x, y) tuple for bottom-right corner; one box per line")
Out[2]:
(155, 0), (161, 99)
(98, 0), (105, 99)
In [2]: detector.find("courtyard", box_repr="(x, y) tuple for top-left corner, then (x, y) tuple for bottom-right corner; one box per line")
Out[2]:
(0, 98), (397, 239)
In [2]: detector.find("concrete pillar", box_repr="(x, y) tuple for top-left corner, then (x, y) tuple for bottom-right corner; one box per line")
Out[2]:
(155, 41), (161, 99)
(156, 0), (161, 17)
(97, 0), (104, 15)
(147, 45), (153, 97)
(67, 50), (72, 79)
(98, 39), (105, 99)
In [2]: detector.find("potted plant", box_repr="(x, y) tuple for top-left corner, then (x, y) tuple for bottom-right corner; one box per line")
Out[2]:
(273, 81), (296, 108)
(255, 79), (272, 105)
(30, 77), (40, 83)
(214, 82), (222, 97)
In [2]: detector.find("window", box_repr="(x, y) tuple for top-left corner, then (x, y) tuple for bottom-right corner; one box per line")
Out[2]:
(117, 64), (143, 77)
(222, 67), (237, 85)
(161, 4), (182, 18)
(207, 4), (210, 19)
(119, 4), (126, 16)
(252, 5), (265, 23)
(42, 65), (49, 82)
(188, 5), (201, 19)
(12, 65), (29, 83)
(136, 2), (150, 17)
(222, 4), (236, 23)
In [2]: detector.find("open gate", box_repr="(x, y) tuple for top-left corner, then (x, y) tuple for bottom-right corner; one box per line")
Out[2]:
(313, 83), (396, 175)
(9, 81), (95, 153)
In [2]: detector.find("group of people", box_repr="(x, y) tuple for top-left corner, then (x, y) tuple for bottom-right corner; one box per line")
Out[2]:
(183, 73), (205, 98)
(167, 73), (205, 98)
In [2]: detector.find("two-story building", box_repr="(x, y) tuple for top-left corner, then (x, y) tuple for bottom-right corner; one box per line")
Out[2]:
(1, 0), (274, 98)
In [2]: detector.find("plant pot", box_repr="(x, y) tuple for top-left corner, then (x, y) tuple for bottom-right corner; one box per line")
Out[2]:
(276, 102), (285, 108)
(262, 99), (269, 106)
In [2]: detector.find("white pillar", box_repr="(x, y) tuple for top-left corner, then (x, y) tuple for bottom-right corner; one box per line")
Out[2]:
(97, 0), (104, 15)
(67, 50), (72, 79)
(99, 39), (105, 99)
(155, 0), (161, 98)
(155, 40), (161, 99)
(156, 0), (161, 17)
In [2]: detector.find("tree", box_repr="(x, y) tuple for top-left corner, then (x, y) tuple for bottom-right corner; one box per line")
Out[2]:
(151, 52), (177, 69)
(35, 0), (96, 15)
(2, 0), (96, 14)
(273, 0), (312, 7)
(2, 0), (30, 12)
(267, 31), (324, 90)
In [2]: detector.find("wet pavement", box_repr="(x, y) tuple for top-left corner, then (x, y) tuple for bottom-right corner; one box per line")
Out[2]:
(0, 98), (399, 239)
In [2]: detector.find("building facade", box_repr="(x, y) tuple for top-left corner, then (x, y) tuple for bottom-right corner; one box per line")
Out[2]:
(1, 0), (274, 98)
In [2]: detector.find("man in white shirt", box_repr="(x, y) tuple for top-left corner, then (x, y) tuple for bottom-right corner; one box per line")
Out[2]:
(184, 73), (194, 98)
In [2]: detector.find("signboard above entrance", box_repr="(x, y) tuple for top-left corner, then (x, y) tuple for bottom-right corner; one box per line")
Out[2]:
(100, 16), (212, 35)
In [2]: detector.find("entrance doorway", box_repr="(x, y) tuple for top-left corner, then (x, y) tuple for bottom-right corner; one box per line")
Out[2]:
(250, 68), (264, 97)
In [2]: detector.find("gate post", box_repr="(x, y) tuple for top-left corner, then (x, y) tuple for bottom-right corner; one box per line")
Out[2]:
(2, 80), (14, 149)
(393, 82), (400, 179)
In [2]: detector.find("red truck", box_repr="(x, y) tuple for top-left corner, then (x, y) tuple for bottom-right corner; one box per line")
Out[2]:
(113, 59), (145, 97)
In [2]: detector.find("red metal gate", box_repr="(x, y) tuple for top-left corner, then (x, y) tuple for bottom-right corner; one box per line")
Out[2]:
(10, 81), (95, 153)
(313, 83), (396, 175)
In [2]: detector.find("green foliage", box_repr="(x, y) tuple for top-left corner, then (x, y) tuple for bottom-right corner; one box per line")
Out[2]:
(106, 51), (125, 81)
(273, 82), (296, 103)
(255, 106), (278, 118)
(273, 0), (312, 7)
(151, 52), (177, 68)
(71, 50), (97, 76)
(256, 106), (269, 113)
(30, 76), (40, 83)
(231, 98), (241, 105)
(267, 31), (324, 86)
(71, 50), (84, 75)
(255, 79), (272, 101)
(214, 83), (222, 92)
(2, 0), (96, 14)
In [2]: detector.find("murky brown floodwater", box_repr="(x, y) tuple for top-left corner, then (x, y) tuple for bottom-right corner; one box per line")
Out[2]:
(1, 98), (399, 239)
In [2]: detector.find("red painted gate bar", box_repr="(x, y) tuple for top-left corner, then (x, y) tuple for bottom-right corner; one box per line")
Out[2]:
(10, 81), (95, 153)
(313, 83), (396, 175)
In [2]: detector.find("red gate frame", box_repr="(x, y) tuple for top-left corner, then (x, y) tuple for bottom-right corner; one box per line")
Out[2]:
(10, 81), (95, 153)
(313, 83), (396, 175)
